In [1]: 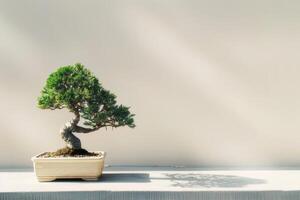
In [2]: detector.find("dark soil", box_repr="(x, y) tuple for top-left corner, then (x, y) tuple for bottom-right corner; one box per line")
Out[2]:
(38, 147), (101, 158)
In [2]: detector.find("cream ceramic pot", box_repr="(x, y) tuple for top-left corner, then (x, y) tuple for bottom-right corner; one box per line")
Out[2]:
(32, 151), (105, 182)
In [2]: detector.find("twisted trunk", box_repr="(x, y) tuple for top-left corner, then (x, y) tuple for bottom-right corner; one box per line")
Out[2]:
(60, 112), (82, 149)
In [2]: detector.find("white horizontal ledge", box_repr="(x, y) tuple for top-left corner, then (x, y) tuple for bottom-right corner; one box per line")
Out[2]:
(1, 167), (300, 200)
(2, 191), (300, 200)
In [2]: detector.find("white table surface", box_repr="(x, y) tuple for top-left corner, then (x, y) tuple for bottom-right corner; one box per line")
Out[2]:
(1, 167), (300, 192)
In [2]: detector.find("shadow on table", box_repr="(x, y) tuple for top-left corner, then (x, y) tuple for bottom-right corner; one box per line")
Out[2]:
(162, 173), (266, 188)
(100, 173), (150, 183)
(55, 173), (150, 183)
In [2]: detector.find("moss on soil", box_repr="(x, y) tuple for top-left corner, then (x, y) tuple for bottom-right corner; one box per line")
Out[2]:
(39, 147), (99, 158)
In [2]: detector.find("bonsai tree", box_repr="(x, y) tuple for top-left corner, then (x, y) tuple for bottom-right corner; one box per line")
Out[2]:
(37, 63), (135, 155)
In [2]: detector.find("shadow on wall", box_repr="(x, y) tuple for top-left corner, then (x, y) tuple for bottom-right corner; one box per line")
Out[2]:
(164, 173), (265, 188)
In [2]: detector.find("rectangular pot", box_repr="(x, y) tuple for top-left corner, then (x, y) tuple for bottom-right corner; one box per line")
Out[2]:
(32, 151), (105, 182)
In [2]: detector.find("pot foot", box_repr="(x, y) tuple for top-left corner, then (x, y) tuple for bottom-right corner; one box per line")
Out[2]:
(82, 177), (99, 181)
(37, 177), (56, 182)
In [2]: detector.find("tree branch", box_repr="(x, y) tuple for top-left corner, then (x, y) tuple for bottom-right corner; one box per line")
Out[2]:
(74, 125), (101, 133)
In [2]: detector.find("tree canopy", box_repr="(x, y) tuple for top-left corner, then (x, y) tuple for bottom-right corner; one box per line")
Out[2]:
(38, 63), (135, 131)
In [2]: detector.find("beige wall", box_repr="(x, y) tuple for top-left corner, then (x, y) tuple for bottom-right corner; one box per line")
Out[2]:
(1, 0), (300, 168)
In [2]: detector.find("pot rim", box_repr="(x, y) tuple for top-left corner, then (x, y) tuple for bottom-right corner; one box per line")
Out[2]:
(31, 151), (106, 161)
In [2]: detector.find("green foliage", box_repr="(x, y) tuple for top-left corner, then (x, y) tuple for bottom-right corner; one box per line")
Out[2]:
(38, 63), (135, 129)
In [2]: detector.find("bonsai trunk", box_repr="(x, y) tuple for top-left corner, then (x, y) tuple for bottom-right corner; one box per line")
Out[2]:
(60, 112), (82, 149)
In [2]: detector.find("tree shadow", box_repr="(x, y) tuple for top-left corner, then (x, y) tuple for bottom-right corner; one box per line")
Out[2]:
(164, 173), (265, 188)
